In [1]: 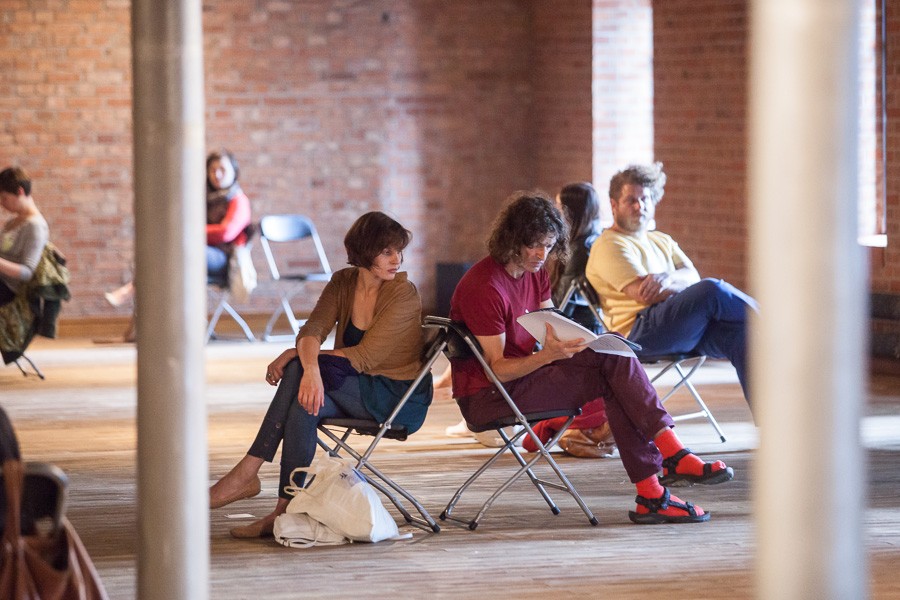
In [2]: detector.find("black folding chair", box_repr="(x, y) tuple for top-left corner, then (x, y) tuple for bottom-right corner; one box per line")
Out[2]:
(315, 327), (448, 533)
(0, 461), (68, 537)
(559, 276), (726, 442)
(423, 316), (598, 530)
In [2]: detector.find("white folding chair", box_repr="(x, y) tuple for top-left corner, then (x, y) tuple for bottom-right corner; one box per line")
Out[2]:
(315, 327), (448, 533)
(206, 284), (255, 342)
(259, 214), (332, 341)
(559, 277), (726, 442)
(423, 316), (598, 530)
(206, 237), (256, 343)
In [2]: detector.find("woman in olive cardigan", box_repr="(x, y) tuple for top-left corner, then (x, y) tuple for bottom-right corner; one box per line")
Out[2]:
(209, 212), (433, 538)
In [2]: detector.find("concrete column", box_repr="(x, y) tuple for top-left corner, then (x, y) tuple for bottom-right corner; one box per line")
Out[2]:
(131, 1), (208, 599)
(749, 1), (866, 599)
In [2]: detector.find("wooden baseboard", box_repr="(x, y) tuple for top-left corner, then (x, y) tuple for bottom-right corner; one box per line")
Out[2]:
(56, 312), (299, 340)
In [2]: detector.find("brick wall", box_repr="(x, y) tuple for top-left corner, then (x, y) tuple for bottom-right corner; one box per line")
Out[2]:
(0, 0), (134, 317)
(531, 0), (593, 194)
(204, 0), (537, 314)
(652, 0), (750, 289)
(2, 0), (554, 319)
(5, 0), (895, 326)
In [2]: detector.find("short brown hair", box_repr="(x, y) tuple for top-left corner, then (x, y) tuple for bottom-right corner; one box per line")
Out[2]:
(608, 162), (666, 204)
(344, 211), (412, 268)
(488, 191), (569, 265)
(0, 166), (31, 196)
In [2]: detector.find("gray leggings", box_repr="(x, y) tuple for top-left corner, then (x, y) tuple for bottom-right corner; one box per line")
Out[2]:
(247, 357), (372, 499)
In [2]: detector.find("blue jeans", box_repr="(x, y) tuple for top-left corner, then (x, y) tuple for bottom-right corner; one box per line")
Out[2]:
(207, 245), (229, 280)
(627, 278), (759, 406)
(247, 357), (373, 499)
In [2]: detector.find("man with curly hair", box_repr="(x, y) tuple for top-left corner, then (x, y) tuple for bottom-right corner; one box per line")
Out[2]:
(586, 163), (758, 409)
(449, 190), (734, 524)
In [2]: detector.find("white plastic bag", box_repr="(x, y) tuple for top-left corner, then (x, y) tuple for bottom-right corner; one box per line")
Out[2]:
(283, 456), (402, 543)
(273, 512), (348, 548)
(228, 244), (257, 304)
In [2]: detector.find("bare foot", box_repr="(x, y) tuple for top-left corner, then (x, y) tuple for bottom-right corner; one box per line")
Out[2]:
(210, 455), (263, 509)
(230, 499), (289, 539)
(230, 513), (277, 538)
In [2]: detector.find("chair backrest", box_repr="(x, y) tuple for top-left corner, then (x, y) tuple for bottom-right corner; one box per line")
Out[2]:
(558, 277), (606, 333)
(423, 316), (480, 361)
(259, 214), (332, 280)
(0, 461), (68, 536)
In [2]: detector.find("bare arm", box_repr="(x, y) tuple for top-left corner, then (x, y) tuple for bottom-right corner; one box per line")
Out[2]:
(0, 256), (29, 280)
(474, 299), (589, 383)
(294, 336), (327, 416)
(621, 266), (700, 306)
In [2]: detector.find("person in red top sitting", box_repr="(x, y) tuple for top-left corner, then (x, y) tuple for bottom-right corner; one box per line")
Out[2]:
(449, 190), (734, 524)
(104, 149), (252, 341)
(205, 149), (251, 282)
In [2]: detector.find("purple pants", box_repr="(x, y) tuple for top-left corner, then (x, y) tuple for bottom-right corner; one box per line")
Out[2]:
(457, 350), (674, 483)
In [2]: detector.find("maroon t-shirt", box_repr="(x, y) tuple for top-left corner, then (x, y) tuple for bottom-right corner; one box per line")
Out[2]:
(449, 256), (551, 398)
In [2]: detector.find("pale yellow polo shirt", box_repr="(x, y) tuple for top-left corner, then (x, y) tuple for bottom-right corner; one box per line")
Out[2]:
(585, 229), (693, 336)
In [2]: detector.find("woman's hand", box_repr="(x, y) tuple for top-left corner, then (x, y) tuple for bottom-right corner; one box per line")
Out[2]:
(297, 369), (326, 416)
(265, 348), (296, 386)
(539, 323), (589, 362)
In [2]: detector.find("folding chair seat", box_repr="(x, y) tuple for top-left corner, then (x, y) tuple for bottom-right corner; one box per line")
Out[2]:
(559, 276), (726, 442)
(423, 316), (598, 530)
(315, 326), (449, 533)
(259, 214), (332, 341)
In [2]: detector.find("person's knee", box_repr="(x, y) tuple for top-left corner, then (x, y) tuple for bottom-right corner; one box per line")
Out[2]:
(694, 278), (728, 297)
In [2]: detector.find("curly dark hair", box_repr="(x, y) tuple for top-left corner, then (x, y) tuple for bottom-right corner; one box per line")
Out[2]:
(608, 162), (666, 204)
(488, 190), (569, 265)
(344, 211), (412, 269)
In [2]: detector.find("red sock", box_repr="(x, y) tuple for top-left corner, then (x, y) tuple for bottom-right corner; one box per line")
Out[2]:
(634, 475), (705, 517)
(654, 428), (726, 477)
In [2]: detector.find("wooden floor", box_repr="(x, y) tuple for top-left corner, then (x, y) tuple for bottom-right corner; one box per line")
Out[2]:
(3, 337), (900, 599)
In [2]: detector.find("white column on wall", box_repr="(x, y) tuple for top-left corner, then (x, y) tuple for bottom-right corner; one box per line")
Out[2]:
(749, 1), (866, 599)
(592, 0), (653, 226)
(131, 0), (209, 599)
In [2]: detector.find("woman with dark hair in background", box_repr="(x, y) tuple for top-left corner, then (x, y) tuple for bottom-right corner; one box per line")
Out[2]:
(104, 150), (252, 341)
(551, 181), (602, 333)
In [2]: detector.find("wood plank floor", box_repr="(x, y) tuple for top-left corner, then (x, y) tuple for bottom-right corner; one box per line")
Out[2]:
(3, 337), (899, 599)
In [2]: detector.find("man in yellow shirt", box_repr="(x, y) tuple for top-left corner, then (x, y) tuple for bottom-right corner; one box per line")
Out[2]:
(585, 163), (758, 409)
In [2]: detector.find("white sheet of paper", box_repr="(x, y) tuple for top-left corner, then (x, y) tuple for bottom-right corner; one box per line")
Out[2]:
(516, 310), (638, 358)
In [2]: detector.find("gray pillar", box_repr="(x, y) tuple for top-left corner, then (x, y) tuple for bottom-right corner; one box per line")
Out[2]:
(131, 1), (208, 599)
(749, 1), (866, 599)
